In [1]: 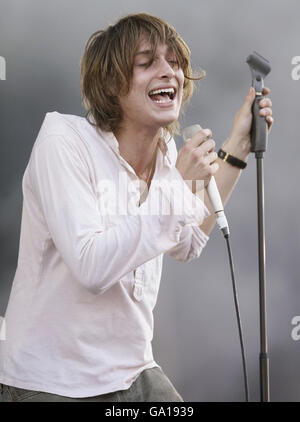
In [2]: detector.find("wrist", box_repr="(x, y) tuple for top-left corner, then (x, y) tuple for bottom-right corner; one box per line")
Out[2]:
(222, 134), (251, 161)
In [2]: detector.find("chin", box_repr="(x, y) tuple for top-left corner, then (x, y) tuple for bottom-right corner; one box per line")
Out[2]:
(155, 113), (179, 127)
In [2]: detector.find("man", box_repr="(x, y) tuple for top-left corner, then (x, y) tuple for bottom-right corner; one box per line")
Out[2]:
(0, 13), (273, 402)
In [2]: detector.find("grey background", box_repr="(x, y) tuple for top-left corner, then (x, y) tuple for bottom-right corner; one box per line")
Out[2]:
(0, 0), (299, 402)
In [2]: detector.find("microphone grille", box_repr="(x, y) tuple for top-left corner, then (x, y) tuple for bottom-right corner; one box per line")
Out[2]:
(182, 124), (203, 142)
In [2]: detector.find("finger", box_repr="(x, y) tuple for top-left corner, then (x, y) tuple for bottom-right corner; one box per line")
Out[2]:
(196, 151), (217, 166)
(190, 140), (215, 162)
(259, 98), (272, 108)
(198, 139), (216, 154)
(187, 128), (212, 148)
(208, 162), (219, 175)
(262, 87), (270, 96)
(205, 151), (218, 165)
(242, 86), (256, 112)
(266, 115), (274, 130)
(259, 107), (272, 117)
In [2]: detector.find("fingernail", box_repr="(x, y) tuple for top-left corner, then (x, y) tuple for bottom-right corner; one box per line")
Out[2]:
(203, 129), (211, 137)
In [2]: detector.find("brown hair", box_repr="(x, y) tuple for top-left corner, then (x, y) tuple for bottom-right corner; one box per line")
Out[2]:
(80, 12), (205, 138)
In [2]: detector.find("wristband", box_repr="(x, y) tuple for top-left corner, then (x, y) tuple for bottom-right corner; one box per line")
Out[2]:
(218, 148), (247, 169)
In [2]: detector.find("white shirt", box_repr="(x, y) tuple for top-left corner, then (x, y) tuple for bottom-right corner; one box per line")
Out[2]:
(0, 112), (209, 397)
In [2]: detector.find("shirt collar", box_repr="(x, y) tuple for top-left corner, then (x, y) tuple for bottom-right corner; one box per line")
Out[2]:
(94, 124), (173, 169)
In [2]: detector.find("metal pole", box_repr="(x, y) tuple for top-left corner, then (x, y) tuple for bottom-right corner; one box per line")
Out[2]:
(256, 153), (270, 402)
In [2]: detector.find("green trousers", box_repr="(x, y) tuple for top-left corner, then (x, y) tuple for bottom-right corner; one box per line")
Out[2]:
(0, 367), (184, 402)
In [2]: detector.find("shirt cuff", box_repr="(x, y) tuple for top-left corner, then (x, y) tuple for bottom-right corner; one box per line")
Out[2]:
(161, 166), (210, 227)
(190, 225), (210, 250)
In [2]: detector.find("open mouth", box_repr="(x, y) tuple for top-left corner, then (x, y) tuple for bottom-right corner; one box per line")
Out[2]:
(148, 87), (176, 104)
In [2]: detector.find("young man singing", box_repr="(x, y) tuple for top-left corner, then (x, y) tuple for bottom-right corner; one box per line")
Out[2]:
(0, 13), (273, 402)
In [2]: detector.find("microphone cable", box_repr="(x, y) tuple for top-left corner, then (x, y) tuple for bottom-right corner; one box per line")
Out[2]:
(182, 125), (249, 401)
(223, 231), (250, 402)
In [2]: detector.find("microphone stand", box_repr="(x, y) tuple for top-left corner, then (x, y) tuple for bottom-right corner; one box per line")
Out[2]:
(256, 151), (269, 402)
(246, 52), (271, 402)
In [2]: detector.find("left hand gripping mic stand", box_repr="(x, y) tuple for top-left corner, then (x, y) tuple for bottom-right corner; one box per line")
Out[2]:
(246, 51), (271, 402)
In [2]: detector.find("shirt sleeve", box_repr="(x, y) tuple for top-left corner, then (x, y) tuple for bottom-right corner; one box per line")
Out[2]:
(165, 225), (209, 262)
(29, 134), (209, 295)
(164, 167), (210, 262)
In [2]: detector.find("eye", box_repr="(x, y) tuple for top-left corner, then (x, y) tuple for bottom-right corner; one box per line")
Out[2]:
(168, 59), (179, 68)
(136, 59), (154, 68)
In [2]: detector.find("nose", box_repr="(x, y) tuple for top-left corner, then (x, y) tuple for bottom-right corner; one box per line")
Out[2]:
(158, 58), (175, 80)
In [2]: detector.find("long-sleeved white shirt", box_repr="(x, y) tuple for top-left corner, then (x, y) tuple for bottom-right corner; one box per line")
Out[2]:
(0, 111), (209, 397)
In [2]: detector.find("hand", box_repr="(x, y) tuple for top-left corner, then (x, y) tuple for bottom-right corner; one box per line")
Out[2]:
(175, 128), (219, 192)
(229, 86), (274, 149)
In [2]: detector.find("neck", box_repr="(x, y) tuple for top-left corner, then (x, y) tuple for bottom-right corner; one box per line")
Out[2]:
(114, 123), (162, 177)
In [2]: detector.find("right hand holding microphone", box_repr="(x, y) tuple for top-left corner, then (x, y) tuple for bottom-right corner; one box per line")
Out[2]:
(175, 128), (219, 194)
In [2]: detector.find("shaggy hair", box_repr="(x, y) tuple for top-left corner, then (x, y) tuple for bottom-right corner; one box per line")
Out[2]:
(80, 12), (205, 138)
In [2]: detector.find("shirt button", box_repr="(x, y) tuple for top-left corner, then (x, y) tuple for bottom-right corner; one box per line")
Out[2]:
(135, 268), (144, 281)
(133, 284), (144, 302)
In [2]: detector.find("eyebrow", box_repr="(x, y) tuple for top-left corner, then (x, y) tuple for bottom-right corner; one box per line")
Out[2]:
(134, 47), (175, 57)
(134, 49), (154, 57)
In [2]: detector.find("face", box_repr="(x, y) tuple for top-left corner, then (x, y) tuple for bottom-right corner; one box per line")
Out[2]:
(118, 38), (185, 133)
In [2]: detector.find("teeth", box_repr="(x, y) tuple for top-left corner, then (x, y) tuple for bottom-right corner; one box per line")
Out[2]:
(153, 98), (172, 103)
(149, 87), (175, 96)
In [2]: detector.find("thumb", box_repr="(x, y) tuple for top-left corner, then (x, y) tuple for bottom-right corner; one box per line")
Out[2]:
(242, 86), (255, 111)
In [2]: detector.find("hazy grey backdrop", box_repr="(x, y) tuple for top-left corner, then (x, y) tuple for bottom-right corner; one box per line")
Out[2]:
(1, 0), (299, 402)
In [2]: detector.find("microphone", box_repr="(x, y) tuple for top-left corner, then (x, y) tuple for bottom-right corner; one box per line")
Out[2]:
(182, 124), (230, 237)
